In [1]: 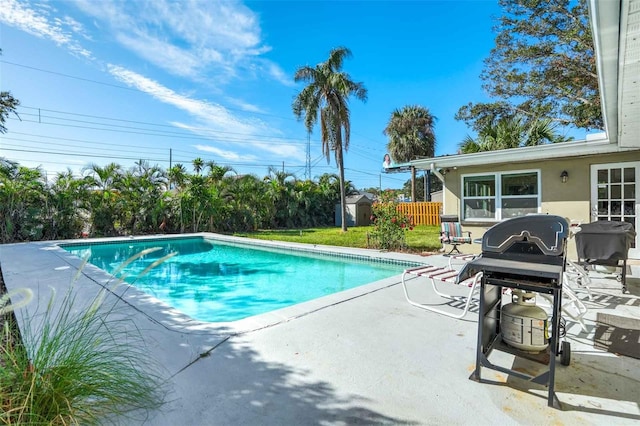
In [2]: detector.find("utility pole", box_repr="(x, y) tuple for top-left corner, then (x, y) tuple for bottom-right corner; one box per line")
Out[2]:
(305, 133), (311, 180)
(168, 148), (173, 190)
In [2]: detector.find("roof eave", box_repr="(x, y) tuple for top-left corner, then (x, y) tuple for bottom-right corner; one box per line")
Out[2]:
(411, 137), (634, 170)
(589, 0), (620, 144)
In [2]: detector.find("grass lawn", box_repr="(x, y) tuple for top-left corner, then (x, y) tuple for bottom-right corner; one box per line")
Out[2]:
(234, 225), (442, 253)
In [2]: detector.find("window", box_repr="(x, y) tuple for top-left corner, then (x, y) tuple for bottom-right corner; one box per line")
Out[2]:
(462, 170), (540, 221)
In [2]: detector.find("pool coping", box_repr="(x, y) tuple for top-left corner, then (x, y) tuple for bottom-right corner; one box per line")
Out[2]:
(6, 233), (441, 335)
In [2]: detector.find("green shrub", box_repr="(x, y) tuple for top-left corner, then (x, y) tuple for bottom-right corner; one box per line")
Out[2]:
(0, 252), (168, 425)
(369, 191), (413, 250)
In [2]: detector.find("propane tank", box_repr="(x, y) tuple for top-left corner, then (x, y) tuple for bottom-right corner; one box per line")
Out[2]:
(501, 290), (549, 353)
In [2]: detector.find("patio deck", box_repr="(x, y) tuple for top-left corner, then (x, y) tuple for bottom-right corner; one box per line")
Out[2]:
(1, 235), (638, 425)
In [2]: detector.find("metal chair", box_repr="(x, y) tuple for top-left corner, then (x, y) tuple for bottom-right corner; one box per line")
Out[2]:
(401, 265), (482, 319)
(440, 215), (472, 255)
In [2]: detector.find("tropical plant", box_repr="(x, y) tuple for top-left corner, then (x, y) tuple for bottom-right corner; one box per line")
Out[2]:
(0, 165), (48, 242)
(118, 161), (168, 234)
(83, 163), (123, 237)
(168, 163), (188, 191)
(205, 161), (235, 184)
(264, 168), (297, 228)
(292, 46), (368, 232)
(384, 105), (437, 202)
(192, 157), (204, 175)
(223, 174), (268, 231)
(456, 0), (600, 132)
(43, 170), (91, 240)
(458, 116), (572, 154)
(0, 158), (355, 242)
(369, 190), (413, 251)
(0, 253), (167, 424)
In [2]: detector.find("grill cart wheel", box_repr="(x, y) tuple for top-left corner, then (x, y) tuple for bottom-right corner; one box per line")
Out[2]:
(560, 341), (571, 366)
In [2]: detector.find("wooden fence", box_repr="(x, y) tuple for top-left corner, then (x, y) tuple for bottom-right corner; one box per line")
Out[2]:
(397, 202), (443, 226)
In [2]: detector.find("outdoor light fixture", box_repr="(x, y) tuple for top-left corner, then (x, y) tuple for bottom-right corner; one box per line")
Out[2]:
(561, 170), (569, 183)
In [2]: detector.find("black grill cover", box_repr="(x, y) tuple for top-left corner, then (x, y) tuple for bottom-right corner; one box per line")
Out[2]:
(575, 221), (635, 263)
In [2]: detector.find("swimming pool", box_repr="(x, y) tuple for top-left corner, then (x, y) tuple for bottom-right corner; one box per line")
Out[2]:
(61, 237), (413, 322)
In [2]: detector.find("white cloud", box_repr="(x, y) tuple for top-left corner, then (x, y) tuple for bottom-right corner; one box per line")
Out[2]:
(115, 32), (206, 78)
(0, 0), (92, 58)
(191, 144), (258, 162)
(1, 0), (300, 163)
(177, 123), (305, 162)
(107, 64), (269, 134)
(264, 60), (295, 87)
(108, 64), (304, 161)
(72, 0), (279, 84)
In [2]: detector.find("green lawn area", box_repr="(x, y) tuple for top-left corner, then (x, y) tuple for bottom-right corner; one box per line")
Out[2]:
(234, 225), (442, 253)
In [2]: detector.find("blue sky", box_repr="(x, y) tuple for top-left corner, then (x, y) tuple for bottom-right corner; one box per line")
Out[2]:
(1, 0), (544, 190)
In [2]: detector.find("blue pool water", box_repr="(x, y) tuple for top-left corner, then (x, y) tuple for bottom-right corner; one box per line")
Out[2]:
(62, 237), (409, 322)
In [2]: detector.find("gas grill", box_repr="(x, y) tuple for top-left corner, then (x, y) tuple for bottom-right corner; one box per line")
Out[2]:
(575, 220), (636, 293)
(462, 215), (570, 409)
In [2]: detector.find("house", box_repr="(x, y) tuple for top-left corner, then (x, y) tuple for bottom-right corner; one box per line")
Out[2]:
(409, 0), (640, 258)
(335, 194), (373, 227)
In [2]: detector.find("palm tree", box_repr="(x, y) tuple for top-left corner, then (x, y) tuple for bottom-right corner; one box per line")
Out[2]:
(205, 160), (235, 184)
(0, 157), (18, 178)
(0, 165), (47, 242)
(264, 167), (296, 228)
(168, 164), (188, 190)
(383, 105), (437, 202)
(82, 162), (123, 236)
(46, 169), (91, 239)
(458, 116), (571, 153)
(292, 47), (367, 232)
(192, 157), (204, 175)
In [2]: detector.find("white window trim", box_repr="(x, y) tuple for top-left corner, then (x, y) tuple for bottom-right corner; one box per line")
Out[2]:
(461, 169), (541, 222)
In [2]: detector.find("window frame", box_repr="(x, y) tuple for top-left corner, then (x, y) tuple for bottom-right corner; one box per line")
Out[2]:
(461, 169), (541, 222)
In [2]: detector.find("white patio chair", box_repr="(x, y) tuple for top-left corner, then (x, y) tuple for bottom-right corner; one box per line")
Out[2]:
(401, 265), (483, 319)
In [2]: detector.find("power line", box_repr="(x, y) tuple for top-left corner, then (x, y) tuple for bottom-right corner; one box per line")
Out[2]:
(10, 115), (308, 146)
(16, 106), (310, 143)
(2, 61), (304, 122)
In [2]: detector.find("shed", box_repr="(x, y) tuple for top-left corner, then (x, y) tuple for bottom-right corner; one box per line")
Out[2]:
(335, 194), (373, 227)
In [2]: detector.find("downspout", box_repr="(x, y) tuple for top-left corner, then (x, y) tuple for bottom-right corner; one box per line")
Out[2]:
(431, 163), (445, 182)
(431, 163), (446, 217)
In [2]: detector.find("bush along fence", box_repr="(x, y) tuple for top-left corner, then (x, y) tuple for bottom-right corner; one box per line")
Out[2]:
(396, 202), (442, 226)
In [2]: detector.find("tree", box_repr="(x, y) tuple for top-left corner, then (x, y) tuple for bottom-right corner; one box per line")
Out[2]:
(192, 157), (204, 175)
(458, 116), (571, 154)
(205, 160), (235, 184)
(292, 47), (368, 232)
(456, 0), (600, 133)
(83, 162), (123, 236)
(263, 167), (296, 228)
(383, 105), (436, 202)
(168, 164), (188, 190)
(402, 174), (442, 201)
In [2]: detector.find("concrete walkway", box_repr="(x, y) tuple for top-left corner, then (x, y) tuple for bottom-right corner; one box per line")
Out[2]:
(1, 235), (639, 425)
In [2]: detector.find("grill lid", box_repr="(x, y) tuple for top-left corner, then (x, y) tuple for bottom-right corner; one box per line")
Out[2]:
(482, 215), (569, 257)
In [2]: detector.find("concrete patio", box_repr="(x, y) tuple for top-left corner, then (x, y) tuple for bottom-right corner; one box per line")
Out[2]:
(1, 235), (639, 425)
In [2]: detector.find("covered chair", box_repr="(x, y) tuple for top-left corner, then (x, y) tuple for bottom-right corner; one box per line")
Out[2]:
(440, 215), (472, 255)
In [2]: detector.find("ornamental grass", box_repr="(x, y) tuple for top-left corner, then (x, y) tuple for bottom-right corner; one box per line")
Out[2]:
(0, 249), (172, 425)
